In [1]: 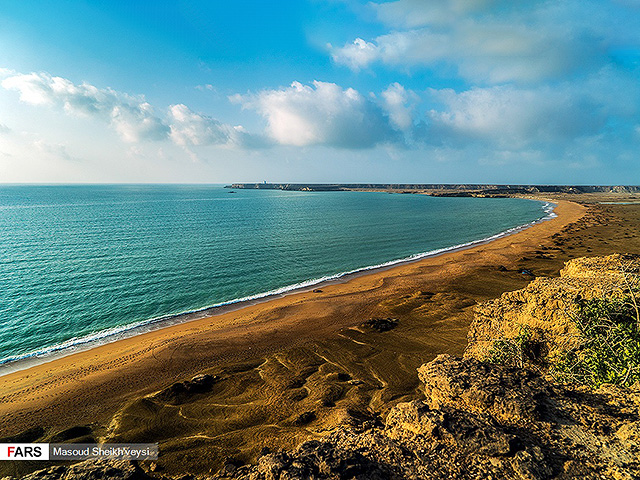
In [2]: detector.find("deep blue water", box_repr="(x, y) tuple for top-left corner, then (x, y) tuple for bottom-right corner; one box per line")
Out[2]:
(0, 185), (551, 364)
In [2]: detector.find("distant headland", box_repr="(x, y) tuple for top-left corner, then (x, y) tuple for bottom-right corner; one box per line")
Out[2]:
(226, 183), (640, 197)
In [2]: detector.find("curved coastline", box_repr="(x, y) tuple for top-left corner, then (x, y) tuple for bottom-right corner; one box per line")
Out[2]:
(0, 199), (557, 376)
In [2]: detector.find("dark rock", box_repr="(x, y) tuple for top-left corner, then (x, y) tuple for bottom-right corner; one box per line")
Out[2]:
(0, 426), (45, 443)
(361, 317), (399, 332)
(259, 447), (272, 457)
(286, 377), (306, 389)
(288, 388), (309, 402)
(341, 408), (383, 429)
(50, 425), (93, 443)
(220, 458), (244, 476)
(293, 411), (316, 426)
(320, 384), (344, 406)
(256, 440), (391, 480)
(188, 373), (217, 393)
(155, 373), (218, 404)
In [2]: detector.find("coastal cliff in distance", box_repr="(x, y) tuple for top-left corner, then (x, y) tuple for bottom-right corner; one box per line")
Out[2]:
(226, 183), (640, 197)
(18, 255), (640, 479)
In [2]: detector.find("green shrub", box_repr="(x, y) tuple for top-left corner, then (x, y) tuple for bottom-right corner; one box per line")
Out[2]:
(486, 325), (536, 368)
(551, 295), (640, 388)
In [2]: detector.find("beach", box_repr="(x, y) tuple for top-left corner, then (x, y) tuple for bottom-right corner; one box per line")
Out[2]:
(3, 196), (640, 476)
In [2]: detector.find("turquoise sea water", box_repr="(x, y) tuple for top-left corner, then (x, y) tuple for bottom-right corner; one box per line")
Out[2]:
(0, 185), (552, 365)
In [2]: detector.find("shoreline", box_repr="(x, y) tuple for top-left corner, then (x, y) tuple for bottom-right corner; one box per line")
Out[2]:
(0, 199), (556, 376)
(0, 198), (587, 442)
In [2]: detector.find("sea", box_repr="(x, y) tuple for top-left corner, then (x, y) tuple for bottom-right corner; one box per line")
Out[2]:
(0, 185), (554, 369)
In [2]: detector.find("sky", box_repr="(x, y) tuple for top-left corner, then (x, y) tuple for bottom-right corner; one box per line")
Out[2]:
(0, 0), (639, 184)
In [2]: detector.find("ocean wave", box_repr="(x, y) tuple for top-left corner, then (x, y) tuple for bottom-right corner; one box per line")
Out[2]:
(0, 201), (557, 371)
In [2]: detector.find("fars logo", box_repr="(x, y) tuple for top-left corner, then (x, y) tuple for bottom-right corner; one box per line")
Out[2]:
(0, 444), (50, 460)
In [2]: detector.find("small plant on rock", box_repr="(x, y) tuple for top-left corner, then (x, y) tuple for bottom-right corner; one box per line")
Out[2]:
(486, 325), (542, 369)
(551, 294), (640, 387)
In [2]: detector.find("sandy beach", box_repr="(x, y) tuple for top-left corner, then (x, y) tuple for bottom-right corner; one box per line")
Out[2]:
(5, 196), (640, 476)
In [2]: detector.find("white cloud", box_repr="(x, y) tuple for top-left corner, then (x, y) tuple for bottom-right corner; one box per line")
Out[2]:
(168, 104), (268, 149)
(1, 72), (169, 142)
(332, 23), (599, 84)
(0, 128), (78, 171)
(332, 0), (630, 84)
(373, 0), (540, 28)
(329, 38), (379, 71)
(0, 71), (255, 148)
(235, 81), (399, 148)
(111, 102), (168, 143)
(381, 83), (416, 131)
(31, 139), (75, 161)
(0, 68), (14, 79)
(168, 104), (233, 146)
(424, 85), (607, 148)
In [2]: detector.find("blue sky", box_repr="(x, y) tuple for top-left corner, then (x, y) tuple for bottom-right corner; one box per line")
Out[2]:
(0, 0), (639, 184)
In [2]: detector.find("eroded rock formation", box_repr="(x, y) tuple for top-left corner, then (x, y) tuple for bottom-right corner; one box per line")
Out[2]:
(214, 354), (639, 479)
(466, 253), (640, 363)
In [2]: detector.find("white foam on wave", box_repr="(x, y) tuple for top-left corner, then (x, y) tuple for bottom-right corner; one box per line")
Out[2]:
(0, 200), (557, 372)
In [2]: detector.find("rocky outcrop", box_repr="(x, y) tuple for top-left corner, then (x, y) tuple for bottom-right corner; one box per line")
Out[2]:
(215, 354), (639, 479)
(154, 374), (218, 404)
(361, 318), (399, 332)
(418, 355), (551, 423)
(466, 253), (640, 363)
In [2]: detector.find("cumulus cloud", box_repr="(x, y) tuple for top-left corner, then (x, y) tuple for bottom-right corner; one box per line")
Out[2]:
(234, 81), (399, 148)
(381, 83), (417, 131)
(167, 104), (265, 148)
(329, 38), (379, 71)
(327, 0), (640, 170)
(168, 104), (233, 146)
(1, 72), (169, 142)
(331, 0), (629, 84)
(2, 71), (402, 151)
(332, 24), (600, 84)
(423, 85), (608, 149)
(0, 71), (254, 148)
